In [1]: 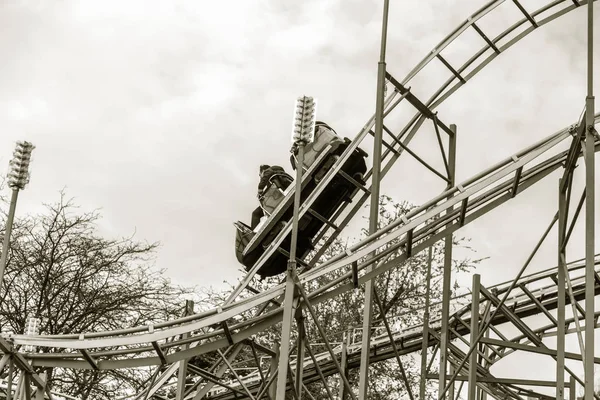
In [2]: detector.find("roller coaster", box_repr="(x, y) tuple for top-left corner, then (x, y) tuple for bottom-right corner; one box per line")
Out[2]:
(0, 0), (598, 399)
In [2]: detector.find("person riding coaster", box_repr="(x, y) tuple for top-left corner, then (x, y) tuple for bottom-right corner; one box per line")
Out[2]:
(251, 165), (293, 229)
(290, 121), (367, 184)
(234, 121), (368, 279)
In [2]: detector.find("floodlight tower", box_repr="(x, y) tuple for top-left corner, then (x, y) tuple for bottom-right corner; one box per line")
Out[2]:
(0, 141), (35, 288)
(275, 96), (316, 400)
(23, 316), (40, 353)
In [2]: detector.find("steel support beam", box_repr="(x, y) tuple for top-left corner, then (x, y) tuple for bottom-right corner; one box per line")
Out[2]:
(275, 263), (298, 400)
(481, 286), (592, 394)
(296, 281), (357, 400)
(188, 365), (249, 398)
(481, 337), (600, 364)
(294, 313), (305, 398)
(373, 289), (415, 400)
(176, 300), (194, 399)
(275, 140), (305, 400)
(305, 340), (336, 400)
(191, 345), (244, 399)
(7, 357), (13, 400)
(429, 374), (568, 388)
(439, 124), (457, 398)
(268, 344), (279, 399)
(439, 213), (558, 399)
(248, 342), (269, 400)
(468, 275), (480, 400)
(217, 349), (256, 400)
(519, 284), (558, 326)
(358, 2), (389, 399)
(420, 246), (433, 400)
(340, 328), (351, 400)
(584, 0), (596, 394)
(584, 0), (595, 391)
(557, 177), (567, 400)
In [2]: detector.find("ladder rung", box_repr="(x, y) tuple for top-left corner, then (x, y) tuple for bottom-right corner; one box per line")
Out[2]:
(471, 22), (500, 54)
(246, 285), (260, 294)
(152, 341), (167, 365)
(221, 321), (234, 345)
(511, 167), (523, 198)
(405, 229), (414, 257)
(459, 198), (468, 226)
(276, 247), (310, 268)
(436, 54), (466, 83)
(307, 208), (341, 232)
(338, 170), (370, 193)
(352, 261), (359, 289)
(246, 285), (281, 306)
(81, 349), (99, 370)
(385, 73), (454, 137)
(512, 0), (538, 27)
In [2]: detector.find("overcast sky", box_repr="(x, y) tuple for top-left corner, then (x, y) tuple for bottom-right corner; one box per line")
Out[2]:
(1, 0), (599, 391)
(2, 0), (597, 285)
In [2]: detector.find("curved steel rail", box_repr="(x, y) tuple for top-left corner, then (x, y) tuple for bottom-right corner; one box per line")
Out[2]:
(205, 256), (600, 399)
(13, 116), (600, 369)
(7, 0), (588, 350)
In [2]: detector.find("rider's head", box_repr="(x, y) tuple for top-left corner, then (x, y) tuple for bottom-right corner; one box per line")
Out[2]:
(259, 165), (270, 176)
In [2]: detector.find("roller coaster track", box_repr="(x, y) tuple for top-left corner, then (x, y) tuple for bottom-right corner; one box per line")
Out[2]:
(9, 116), (598, 361)
(205, 256), (600, 400)
(1, 0), (598, 399)
(6, 115), (598, 399)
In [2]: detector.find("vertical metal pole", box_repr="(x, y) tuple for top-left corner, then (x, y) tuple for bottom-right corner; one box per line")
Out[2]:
(557, 178), (566, 400)
(15, 373), (23, 400)
(439, 124), (457, 398)
(420, 246), (433, 400)
(468, 274), (480, 400)
(448, 364), (456, 400)
(7, 357), (14, 400)
(570, 376), (577, 400)
(34, 372), (46, 400)
(479, 330), (487, 400)
(276, 144), (305, 400)
(290, 144), (305, 268)
(358, 2), (389, 398)
(0, 189), (19, 287)
(269, 344), (279, 399)
(340, 327), (352, 400)
(295, 313), (306, 398)
(584, 0), (595, 397)
(275, 265), (296, 400)
(177, 300), (194, 400)
(339, 329), (349, 400)
(24, 374), (31, 400)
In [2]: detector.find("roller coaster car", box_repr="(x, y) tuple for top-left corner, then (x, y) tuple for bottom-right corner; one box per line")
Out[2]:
(234, 122), (368, 279)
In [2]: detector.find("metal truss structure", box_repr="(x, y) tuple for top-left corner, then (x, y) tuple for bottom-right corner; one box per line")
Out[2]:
(0, 0), (598, 399)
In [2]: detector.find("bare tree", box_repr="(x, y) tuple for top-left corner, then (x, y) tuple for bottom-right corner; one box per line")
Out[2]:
(0, 191), (192, 399)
